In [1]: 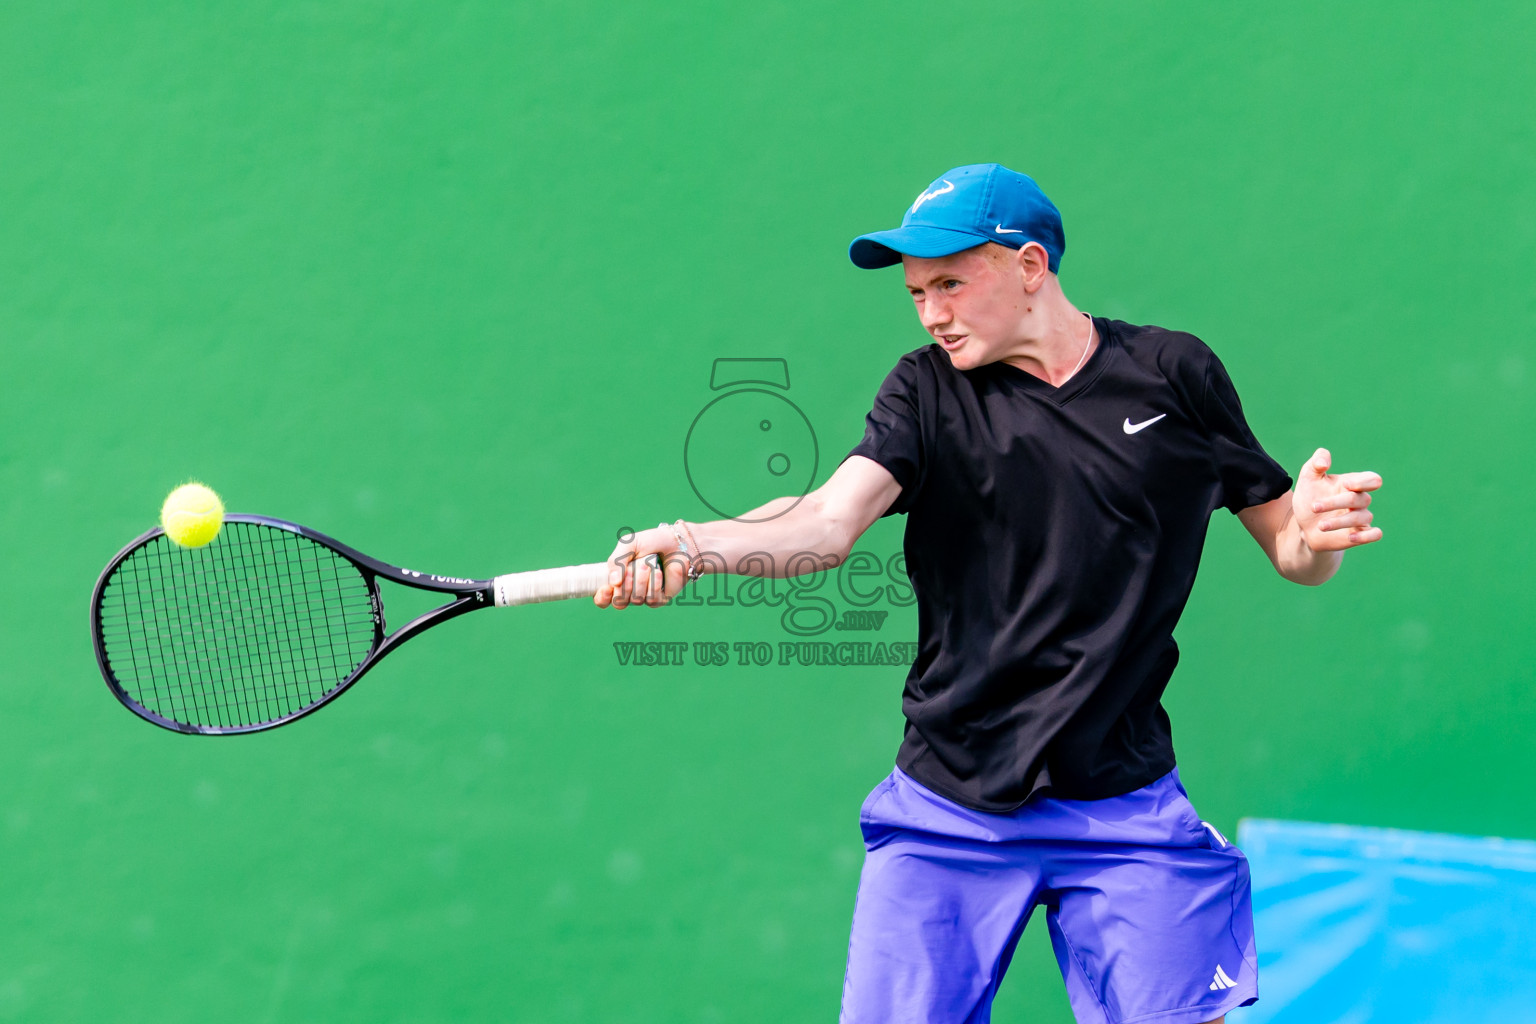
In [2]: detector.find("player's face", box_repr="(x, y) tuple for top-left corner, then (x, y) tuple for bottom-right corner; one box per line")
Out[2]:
(902, 248), (1025, 371)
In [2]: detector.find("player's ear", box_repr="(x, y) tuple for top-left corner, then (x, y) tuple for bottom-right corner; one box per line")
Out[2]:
(1015, 242), (1051, 293)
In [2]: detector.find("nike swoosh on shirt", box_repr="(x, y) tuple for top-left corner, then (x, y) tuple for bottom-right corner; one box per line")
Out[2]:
(1122, 414), (1167, 434)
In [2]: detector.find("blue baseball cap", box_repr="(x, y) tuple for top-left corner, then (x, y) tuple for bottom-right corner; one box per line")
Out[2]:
(849, 164), (1065, 273)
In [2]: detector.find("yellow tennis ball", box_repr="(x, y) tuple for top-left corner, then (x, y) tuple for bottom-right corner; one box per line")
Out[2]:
(160, 482), (225, 547)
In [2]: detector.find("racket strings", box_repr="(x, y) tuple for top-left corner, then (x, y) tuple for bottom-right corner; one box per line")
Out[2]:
(96, 521), (376, 730)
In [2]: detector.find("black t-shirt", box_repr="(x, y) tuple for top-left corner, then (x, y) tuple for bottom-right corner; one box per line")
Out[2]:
(846, 318), (1293, 810)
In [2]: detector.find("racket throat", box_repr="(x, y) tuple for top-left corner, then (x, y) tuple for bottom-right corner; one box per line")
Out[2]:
(373, 587), (494, 662)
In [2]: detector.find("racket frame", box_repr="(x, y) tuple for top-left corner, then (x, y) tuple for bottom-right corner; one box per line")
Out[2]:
(89, 514), (497, 736)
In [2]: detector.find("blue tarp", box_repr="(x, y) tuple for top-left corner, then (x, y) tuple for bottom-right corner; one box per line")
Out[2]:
(1234, 819), (1536, 1022)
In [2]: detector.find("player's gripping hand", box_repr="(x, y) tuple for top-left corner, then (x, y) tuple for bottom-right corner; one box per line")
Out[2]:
(594, 525), (690, 609)
(1293, 448), (1383, 551)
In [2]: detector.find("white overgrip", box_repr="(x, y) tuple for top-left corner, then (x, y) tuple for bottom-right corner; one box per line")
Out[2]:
(493, 562), (612, 607)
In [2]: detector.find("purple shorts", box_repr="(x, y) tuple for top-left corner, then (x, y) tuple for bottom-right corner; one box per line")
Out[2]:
(840, 767), (1257, 1024)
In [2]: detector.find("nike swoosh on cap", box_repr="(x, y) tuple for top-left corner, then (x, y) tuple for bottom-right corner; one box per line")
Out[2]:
(1123, 414), (1167, 434)
(995, 224), (1023, 234)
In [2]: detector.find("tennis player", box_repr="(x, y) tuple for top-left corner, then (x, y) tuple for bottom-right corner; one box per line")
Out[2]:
(596, 163), (1383, 1023)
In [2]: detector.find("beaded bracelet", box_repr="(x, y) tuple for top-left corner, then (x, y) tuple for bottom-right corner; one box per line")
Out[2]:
(678, 521), (707, 580)
(661, 521), (699, 583)
(666, 520), (705, 582)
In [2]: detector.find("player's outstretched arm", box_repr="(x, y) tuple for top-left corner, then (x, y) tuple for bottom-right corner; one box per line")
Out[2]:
(1238, 447), (1383, 586)
(594, 455), (903, 609)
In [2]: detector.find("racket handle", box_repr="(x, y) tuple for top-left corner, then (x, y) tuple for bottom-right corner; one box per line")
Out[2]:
(492, 562), (612, 606)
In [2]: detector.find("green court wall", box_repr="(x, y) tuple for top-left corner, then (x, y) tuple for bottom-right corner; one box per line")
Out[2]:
(2, 3), (1531, 1020)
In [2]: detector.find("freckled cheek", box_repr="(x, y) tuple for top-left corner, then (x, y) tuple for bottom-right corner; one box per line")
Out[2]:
(956, 302), (992, 334)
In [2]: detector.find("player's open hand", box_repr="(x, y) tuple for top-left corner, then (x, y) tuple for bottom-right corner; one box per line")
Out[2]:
(594, 525), (689, 609)
(1292, 448), (1383, 551)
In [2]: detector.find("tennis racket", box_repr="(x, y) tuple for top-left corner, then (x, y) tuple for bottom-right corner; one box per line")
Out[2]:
(89, 514), (611, 735)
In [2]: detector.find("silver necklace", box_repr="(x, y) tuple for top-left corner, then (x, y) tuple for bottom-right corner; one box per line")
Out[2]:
(1063, 312), (1094, 382)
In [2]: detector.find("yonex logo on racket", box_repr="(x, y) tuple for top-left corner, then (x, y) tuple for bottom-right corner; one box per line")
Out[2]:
(400, 567), (476, 585)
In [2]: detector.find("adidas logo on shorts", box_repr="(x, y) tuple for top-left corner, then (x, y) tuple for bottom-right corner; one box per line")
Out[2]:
(1208, 964), (1238, 990)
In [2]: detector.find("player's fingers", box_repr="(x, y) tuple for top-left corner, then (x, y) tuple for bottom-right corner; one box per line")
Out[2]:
(1312, 490), (1371, 514)
(600, 554), (627, 607)
(1308, 522), (1383, 550)
(631, 554), (652, 607)
(1318, 509), (1374, 532)
(611, 555), (636, 609)
(625, 553), (647, 607)
(1306, 448), (1332, 478)
(1340, 471), (1383, 492)
(644, 554), (666, 606)
(608, 542), (635, 587)
(624, 553), (649, 607)
(661, 551), (689, 602)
